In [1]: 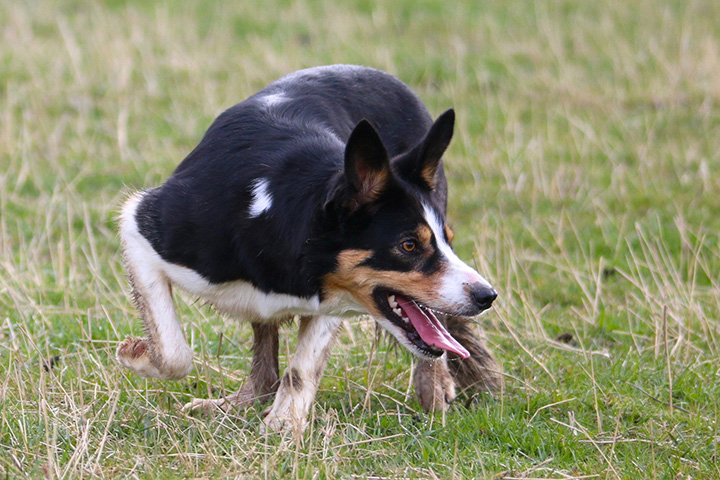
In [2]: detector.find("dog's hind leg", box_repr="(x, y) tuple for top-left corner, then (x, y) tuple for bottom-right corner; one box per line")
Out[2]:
(263, 315), (341, 433)
(116, 194), (193, 380)
(183, 322), (280, 414)
(236, 322), (280, 402)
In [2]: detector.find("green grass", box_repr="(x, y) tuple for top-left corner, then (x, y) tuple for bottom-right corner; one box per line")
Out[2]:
(2, 0), (720, 478)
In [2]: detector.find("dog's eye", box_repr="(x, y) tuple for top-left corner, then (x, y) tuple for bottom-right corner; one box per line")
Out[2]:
(401, 240), (417, 253)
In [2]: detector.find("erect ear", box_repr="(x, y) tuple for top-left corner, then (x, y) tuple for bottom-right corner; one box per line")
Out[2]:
(343, 119), (391, 209)
(397, 108), (455, 190)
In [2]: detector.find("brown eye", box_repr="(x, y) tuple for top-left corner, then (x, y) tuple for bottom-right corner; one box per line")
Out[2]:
(401, 240), (416, 252)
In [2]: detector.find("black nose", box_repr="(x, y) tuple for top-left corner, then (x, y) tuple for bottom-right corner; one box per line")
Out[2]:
(469, 284), (497, 311)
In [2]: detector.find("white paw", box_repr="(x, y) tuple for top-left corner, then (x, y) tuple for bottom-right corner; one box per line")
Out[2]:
(181, 398), (228, 415)
(261, 412), (307, 434)
(261, 396), (308, 433)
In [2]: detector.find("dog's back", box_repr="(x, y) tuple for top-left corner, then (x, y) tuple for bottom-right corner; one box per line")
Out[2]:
(177, 65), (433, 176)
(136, 66), (436, 291)
(248, 65), (433, 156)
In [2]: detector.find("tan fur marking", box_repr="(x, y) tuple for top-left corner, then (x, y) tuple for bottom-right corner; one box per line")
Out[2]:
(421, 164), (438, 190)
(444, 225), (454, 245)
(183, 322), (280, 415)
(334, 249), (373, 269)
(361, 168), (388, 202)
(416, 225), (433, 246)
(324, 249), (451, 315)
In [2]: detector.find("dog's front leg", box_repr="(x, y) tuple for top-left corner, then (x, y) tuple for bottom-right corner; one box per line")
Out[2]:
(414, 315), (502, 412)
(414, 355), (456, 412)
(263, 315), (340, 433)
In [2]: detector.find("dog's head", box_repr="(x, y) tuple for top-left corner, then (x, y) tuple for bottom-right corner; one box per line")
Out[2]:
(322, 109), (497, 359)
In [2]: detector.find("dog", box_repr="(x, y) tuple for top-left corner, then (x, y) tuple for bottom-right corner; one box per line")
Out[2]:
(117, 65), (501, 431)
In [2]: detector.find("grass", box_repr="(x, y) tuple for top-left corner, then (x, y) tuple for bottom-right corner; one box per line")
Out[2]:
(1, 0), (720, 477)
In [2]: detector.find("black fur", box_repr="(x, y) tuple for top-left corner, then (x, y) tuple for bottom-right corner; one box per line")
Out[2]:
(136, 65), (453, 298)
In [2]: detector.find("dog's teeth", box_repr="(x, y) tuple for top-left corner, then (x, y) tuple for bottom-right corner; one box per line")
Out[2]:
(393, 307), (402, 316)
(388, 295), (398, 308)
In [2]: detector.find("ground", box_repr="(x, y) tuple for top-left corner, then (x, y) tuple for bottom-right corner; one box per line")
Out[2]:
(1, 0), (720, 478)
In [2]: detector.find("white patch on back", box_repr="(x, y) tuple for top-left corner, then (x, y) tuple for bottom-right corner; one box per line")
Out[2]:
(248, 178), (273, 217)
(259, 93), (288, 108)
(422, 203), (493, 304)
(276, 65), (364, 86)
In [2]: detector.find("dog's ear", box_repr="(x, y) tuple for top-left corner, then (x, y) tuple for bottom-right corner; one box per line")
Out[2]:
(343, 119), (391, 209)
(397, 108), (455, 191)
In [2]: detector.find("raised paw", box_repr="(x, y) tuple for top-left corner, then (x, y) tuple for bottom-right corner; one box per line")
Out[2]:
(117, 336), (148, 357)
(116, 336), (192, 380)
(414, 356), (456, 412)
(117, 337), (164, 378)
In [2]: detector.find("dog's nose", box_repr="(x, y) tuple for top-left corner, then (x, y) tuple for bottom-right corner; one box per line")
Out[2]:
(469, 283), (497, 311)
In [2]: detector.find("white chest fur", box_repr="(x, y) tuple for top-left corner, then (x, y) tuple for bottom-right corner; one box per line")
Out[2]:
(162, 261), (360, 321)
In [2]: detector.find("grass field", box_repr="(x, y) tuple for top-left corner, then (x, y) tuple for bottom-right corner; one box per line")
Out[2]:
(2, 0), (720, 478)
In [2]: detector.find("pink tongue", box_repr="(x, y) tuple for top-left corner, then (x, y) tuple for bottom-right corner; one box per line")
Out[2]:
(396, 296), (470, 359)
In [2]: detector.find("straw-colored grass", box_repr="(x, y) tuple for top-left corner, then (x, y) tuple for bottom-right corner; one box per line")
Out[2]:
(1, 0), (719, 478)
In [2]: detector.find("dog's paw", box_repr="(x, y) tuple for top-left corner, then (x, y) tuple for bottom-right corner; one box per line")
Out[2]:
(261, 400), (308, 434)
(182, 397), (229, 416)
(261, 411), (307, 434)
(117, 337), (164, 378)
(116, 336), (191, 380)
(414, 357), (456, 412)
(181, 384), (260, 416)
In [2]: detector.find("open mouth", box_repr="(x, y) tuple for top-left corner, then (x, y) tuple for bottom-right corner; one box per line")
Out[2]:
(372, 288), (470, 359)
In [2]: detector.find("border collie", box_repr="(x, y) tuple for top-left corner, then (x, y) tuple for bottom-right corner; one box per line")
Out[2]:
(117, 65), (501, 431)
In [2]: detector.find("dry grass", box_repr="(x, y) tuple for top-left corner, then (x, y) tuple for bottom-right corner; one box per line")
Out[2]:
(1, 0), (720, 478)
